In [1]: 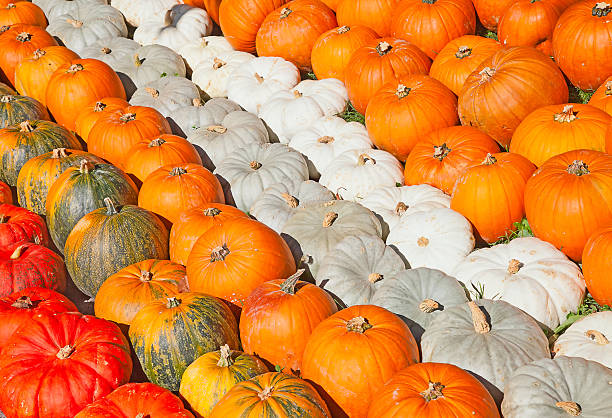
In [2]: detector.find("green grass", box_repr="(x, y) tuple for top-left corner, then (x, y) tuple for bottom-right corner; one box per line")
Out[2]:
(568, 85), (594, 104)
(554, 295), (612, 336)
(305, 71), (317, 80)
(492, 218), (534, 245)
(339, 102), (365, 125)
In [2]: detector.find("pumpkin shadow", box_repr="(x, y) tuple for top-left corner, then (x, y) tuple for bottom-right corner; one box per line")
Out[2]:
(116, 72), (138, 100)
(279, 232), (315, 283)
(214, 173), (236, 209)
(303, 378), (349, 418)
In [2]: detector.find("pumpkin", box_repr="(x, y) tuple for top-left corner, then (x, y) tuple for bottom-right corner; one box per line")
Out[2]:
(213, 142), (308, 212)
(186, 217), (297, 311)
(552, 1), (612, 91)
(94, 259), (186, 326)
(344, 37), (432, 115)
(429, 35), (502, 96)
(109, 0), (182, 27)
(129, 76), (201, 117)
(386, 207), (475, 275)
(501, 356), (612, 417)
(75, 383), (194, 418)
(226, 56), (300, 114)
(74, 96), (130, 143)
(46, 160), (139, 253)
(179, 345), (269, 417)
(124, 134), (202, 183)
(45, 0), (110, 20)
(79, 35), (139, 72)
(301, 305), (419, 418)
(0, 203), (48, 247)
(0, 81), (15, 95)
(288, 115), (373, 179)
(202, 0), (223, 24)
(583, 226), (612, 306)
(524, 149), (612, 261)
(335, 0), (401, 37)
(46, 58), (127, 131)
(179, 36), (234, 71)
(191, 51), (255, 99)
(168, 97), (241, 138)
(391, 0), (476, 59)
(319, 149), (404, 202)
(0, 312), (132, 418)
(311, 25), (378, 81)
(64, 199), (169, 297)
(209, 372), (331, 418)
(588, 75), (612, 115)
(0, 2), (47, 28)
(138, 163), (225, 226)
(14, 46), (80, 106)
(250, 179), (334, 233)
(458, 46), (569, 148)
(0, 23), (57, 86)
(16, 148), (104, 215)
(129, 293), (240, 391)
(367, 362), (500, 418)
(0, 179), (10, 203)
(365, 75), (459, 161)
(0, 286), (78, 344)
(316, 234), (406, 306)
(450, 152), (536, 243)
(471, 0), (516, 30)
(0, 94), (49, 128)
(218, 0), (289, 53)
(256, 0), (337, 71)
(510, 104), (611, 167)
(553, 311), (612, 369)
(258, 78), (348, 143)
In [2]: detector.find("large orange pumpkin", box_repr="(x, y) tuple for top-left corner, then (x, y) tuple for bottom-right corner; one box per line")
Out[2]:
(582, 227), (612, 307)
(589, 76), (612, 116)
(390, 0), (476, 59)
(336, 0), (401, 37)
(458, 46), (569, 148)
(185, 0), (222, 24)
(344, 37), (431, 115)
(404, 125), (500, 194)
(0, 2), (46, 28)
(524, 149), (612, 261)
(256, 0), (337, 72)
(471, 0), (516, 30)
(73, 97), (130, 143)
(365, 74), (458, 161)
(510, 103), (611, 167)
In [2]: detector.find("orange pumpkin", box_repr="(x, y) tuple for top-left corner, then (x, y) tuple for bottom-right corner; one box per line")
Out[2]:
(367, 362), (500, 418)
(524, 149), (612, 261)
(583, 227), (612, 307)
(301, 305), (420, 418)
(510, 103), (611, 167)
(391, 0), (476, 59)
(14, 46), (80, 107)
(186, 217), (296, 313)
(45, 59), (126, 132)
(588, 75), (612, 116)
(458, 46), (569, 148)
(138, 163), (225, 226)
(365, 74), (458, 162)
(73, 97), (130, 143)
(336, 0), (401, 37)
(404, 125), (500, 194)
(256, 0), (337, 72)
(0, 179), (10, 204)
(319, 0), (341, 9)
(344, 37), (431, 115)
(169, 203), (248, 266)
(0, 2), (46, 28)
(311, 25), (378, 81)
(184, 0), (222, 24)
(429, 35), (502, 96)
(471, 0), (516, 30)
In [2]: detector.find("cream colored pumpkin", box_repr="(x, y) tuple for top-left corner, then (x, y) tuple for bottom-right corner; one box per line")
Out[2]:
(192, 51), (255, 99)
(110, 0), (182, 27)
(46, 0), (108, 20)
(179, 36), (235, 71)
(168, 97), (241, 137)
(553, 312), (612, 370)
(80, 36), (140, 68)
(129, 76), (201, 117)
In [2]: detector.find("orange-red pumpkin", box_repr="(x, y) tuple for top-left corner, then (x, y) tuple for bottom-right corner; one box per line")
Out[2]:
(0, 179), (10, 204)
(0, 203), (49, 247)
(582, 227), (612, 307)
(0, 2), (46, 28)
(589, 76), (612, 116)
(336, 0), (401, 37)
(471, 0), (516, 30)
(74, 97), (130, 143)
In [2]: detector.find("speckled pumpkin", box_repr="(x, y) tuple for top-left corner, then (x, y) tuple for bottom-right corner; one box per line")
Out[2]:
(0, 94), (49, 129)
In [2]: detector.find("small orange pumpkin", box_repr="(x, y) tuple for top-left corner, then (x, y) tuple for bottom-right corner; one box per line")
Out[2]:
(73, 97), (130, 143)
(336, 0), (401, 37)
(588, 76), (612, 116)
(0, 2), (46, 28)
(583, 227), (612, 307)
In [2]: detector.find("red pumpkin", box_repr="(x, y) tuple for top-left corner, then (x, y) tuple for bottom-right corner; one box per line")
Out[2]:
(0, 179), (10, 204)
(0, 203), (48, 247)
(471, 0), (516, 30)
(365, 74), (458, 162)
(74, 97), (130, 143)
(0, 312), (132, 418)
(589, 76), (612, 116)
(0, 2), (46, 28)
(583, 226), (612, 307)
(336, 0), (401, 37)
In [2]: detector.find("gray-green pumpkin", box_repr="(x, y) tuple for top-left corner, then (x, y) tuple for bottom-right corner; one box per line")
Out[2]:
(0, 95), (49, 129)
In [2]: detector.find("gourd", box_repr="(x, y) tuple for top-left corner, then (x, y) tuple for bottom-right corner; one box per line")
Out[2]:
(191, 51), (255, 98)
(109, 0), (182, 27)
(178, 35), (234, 71)
(0, 94), (49, 128)
(129, 75), (201, 117)
(167, 97), (241, 137)
(0, 203), (49, 248)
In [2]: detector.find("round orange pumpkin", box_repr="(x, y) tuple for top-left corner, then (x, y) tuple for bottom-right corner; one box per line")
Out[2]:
(365, 74), (458, 162)
(471, 0), (516, 30)
(582, 227), (612, 307)
(588, 76), (612, 116)
(0, 2), (46, 28)
(0, 179), (10, 204)
(73, 97), (130, 143)
(336, 0), (401, 37)
(184, 0), (222, 24)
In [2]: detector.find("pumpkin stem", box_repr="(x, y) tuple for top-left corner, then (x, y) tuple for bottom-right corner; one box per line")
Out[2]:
(293, 89), (302, 98)
(101, 47), (111, 54)
(0, 95), (13, 103)
(67, 63), (84, 74)
(433, 143), (451, 161)
(19, 120), (34, 132)
(213, 57), (226, 69)
(554, 105), (578, 123)
(605, 80), (612, 96)
(317, 135), (334, 144)
(254, 73), (264, 84)
(217, 344), (234, 367)
(279, 269), (305, 294)
(482, 153), (497, 165)
(139, 271), (153, 282)
(250, 161), (262, 170)
(148, 138), (166, 147)
(145, 87), (159, 98)
(66, 18), (83, 27)
(468, 301), (490, 334)
(422, 0), (438, 3)
(417, 236), (429, 247)
(211, 244), (230, 262)
(0, 214), (5, 223)
(455, 46), (472, 59)
(6, 3), (15, 8)
(376, 41), (392, 56)
(566, 160), (589, 176)
(555, 401), (582, 416)
(207, 125), (227, 133)
(52, 148), (68, 159)
(11, 296), (33, 309)
(94, 101), (106, 112)
(16, 32), (32, 42)
(203, 207), (221, 216)
(419, 299), (440, 313)
(395, 201), (408, 215)
(322, 211), (338, 227)
(420, 381), (445, 401)
(507, 259), (523, 274)
(79, 159), (95, 173)
(192, 97), (202, 107)
(56, 345), (74, 359)
(257, 386), (274, 401)
(479, 67), (495, 82)
(337, 25), (350, 34)
(395, 84), (411, 99)
(280, 7), (292, 18)
(33, 49), (46, 59)
(166, 297), (181, 308)
(346, 316), (373, 333)
(104, 197), (118, 215)
(281, 192), (299, 208)
(358, 153), (376, 166)
(170, 166), (188, 176)
(585, 329), (609, 345)
(163, 9), (173, 25)
(592, 2), (611, 16)
(368, 273), (383, 284)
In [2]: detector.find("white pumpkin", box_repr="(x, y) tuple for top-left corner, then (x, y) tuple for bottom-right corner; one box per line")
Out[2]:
(167, 97), (241, 137)
(250, 180), (334, 233)
(129, 76), (201, 117)
(452, 237), (586, 329)
(80, 36), (140, 67)
(213, 142), (308, 212)
(178, 36), (234, 71)
(226, 56), (300, 114)
(110, 0), (181, 27)
(319, 149), (404, 202)
(133, 5), (213, 52)
(258, 78), (349, 143)
(386, 207), (475, 275)
(553, 311), (612, 369)
(192, 51), (255, 99)
(46, 0), (108, 20)
(46, 4), (127, 55)
(288, 115), (373, 179)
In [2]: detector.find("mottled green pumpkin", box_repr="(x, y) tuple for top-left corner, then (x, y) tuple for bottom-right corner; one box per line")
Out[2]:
(17, 148), (105, 215)
(0, 120), (81, 186)
(129, 293), (240, 392)
(0, 95), (49, 128)
(0, 83), (16, 96)
(46, 160), (139, 253)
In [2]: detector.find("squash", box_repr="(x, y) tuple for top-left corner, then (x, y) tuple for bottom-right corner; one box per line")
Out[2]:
(0, 1), (47, 28)
(471, 0), (516, 30)
(74, 96), (130, 143)
(588, 75), (612, 115)
(0, 81), (15, 95)
(191, 51), (255, 98)
(335, 0), (401, 36)
(0, 203), (49, 247)
(167, 97), (241, 138)
(0, 179), (10, 204)
(110, 0), (182, 27)
(45, 0), (109, 20)
(583, 226), (612, 306)
(178, 35), (235, 71)
(129, 75), (201, 117)
(553, 311), (612, 369)
(0, 94), (49, 128)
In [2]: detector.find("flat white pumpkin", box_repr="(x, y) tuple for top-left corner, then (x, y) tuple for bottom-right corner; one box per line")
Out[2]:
(553, 311), (612, 370)
(386, 207), (475, 275)
(167, 97), (241, 138)
(452, 237), (586, 329)
(110, 0), (181, 27)
(178, 36), (235, 71)
(80, 36), (140, 67)
(213, 142), (308, 212)
(258, 78), (349, 144)
(288, 115), (373, 179)
(192, 51), (255, 99)
(46, 0), (108, 20)
(129, 76), (201, 117)
(226, 56), (300, 114)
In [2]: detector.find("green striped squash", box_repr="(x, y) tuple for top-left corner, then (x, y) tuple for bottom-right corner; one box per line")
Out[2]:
(129, 292), (240, 391)
(0, 83), (16, 96)
(46, 160), (139, 253)
(0, 95), (49, 128)
(64, 198), (169, 297)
